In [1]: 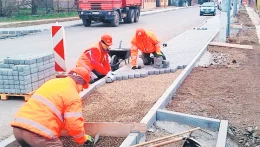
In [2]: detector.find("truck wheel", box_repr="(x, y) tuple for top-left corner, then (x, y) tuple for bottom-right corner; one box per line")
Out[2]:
(134, 9), (140, 22)
(83, 19), (91, 27)
(111, 11), (119, 27)
(127, 9), (135, 23)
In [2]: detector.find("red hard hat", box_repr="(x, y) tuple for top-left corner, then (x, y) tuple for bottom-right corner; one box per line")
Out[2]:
(68, 67), (90, 89)
(136, 28), (147, 40)
(101, 34), (113, 46)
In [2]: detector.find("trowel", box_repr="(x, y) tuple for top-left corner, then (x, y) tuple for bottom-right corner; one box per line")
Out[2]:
(93, 133), (99, 145)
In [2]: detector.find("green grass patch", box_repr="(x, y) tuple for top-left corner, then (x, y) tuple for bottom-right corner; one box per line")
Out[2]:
(0, 11), (78, 22)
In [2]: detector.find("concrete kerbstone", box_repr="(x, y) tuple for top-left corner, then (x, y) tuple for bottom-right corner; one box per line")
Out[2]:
(140, 72), (148, 78)
(122, 75), (129, 80)
(148, 70), (154, 75)
(154, 70), (159, 75)
(134, 73), (140, 78)
(164, 69), (170, 73)
(159, 69), (165, 74)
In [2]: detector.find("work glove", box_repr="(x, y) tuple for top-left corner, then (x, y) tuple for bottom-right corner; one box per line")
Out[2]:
(83, 135), (94, 147)
(131, 66), (141, 70)
(155, 52), (163, 57)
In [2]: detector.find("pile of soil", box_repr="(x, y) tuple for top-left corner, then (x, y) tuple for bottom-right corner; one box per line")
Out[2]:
(227, 6), (259, 45)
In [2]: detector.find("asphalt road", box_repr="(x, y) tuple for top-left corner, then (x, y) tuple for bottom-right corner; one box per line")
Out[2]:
(0, 7), (213, 141)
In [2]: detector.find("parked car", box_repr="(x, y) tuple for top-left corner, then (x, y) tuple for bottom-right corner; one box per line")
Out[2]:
(200, 2), (217, 16)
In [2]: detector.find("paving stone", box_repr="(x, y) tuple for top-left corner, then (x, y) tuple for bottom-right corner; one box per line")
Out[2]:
(0, 75), (2, 79)
(122, 75), (129, 80)
(148, 70), (154, 75)
(128, 74), (134, 79)
(164, 69), (171, 73)
(0, 80), (3, 85)
(8, 80), (14, 85)
(13, 76), (19, 80)
(159, 69), (165, 74)
(4, 80), (8, 85)
(116, 75), (123, 81)
(154, 70), (159, 75)
(134, 73), (141, 78)
(0, 85), (3, 89)
(170, 68), (177, 73)
(140, 72), (148, 78)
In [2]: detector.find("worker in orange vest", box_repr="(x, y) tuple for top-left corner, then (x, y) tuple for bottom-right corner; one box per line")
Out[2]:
(76, 34), (115, 83)
(130, 28), (167, 69)
(10, 67), (94, 147)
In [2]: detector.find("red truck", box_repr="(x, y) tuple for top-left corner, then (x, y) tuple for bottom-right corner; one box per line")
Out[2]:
(77, 0), (142, 27)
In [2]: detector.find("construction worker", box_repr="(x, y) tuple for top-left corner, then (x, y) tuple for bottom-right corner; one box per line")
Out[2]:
(10, 67), (94, 147)
(76, 34), (115, 83)
(130, 28), (167, 69)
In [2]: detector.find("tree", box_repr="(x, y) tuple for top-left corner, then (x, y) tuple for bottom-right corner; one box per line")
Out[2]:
(32, 0), (37, 15)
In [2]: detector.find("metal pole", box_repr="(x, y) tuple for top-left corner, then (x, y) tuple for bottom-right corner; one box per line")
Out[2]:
(233, 0), (237, 16)
(227, 0), (231, 37)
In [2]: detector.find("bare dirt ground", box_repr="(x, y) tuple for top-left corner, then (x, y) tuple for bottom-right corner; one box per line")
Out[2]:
(167, 7), (260, 147)
(61, 71), (182, 146)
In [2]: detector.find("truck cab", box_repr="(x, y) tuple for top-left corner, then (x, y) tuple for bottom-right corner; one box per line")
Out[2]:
(77, 0), (142, 27)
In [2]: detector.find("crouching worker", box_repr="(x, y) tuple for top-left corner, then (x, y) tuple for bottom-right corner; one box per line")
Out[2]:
(10, 67), (94, 147)
(130, 28), (169, 69)
(76, 34), (116, 83)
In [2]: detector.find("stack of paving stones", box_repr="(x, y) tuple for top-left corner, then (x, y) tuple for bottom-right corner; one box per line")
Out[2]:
(0, 53), (56, 94)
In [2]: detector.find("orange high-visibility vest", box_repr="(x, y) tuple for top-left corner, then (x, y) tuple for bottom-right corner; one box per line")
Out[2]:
(76, 42), (111, 75)
(130, 30), (161, 66)
(10, 77), (87, 144)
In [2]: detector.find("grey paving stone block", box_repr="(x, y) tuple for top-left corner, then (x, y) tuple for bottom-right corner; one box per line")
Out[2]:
(15, 89), (21, 94)
(19, 60), (25, 65)
(22, 30), (28, 34)
(133, 72), (140, 78)
(28, 30), (33, 33)
(106, 78), (113, 83)
(12, 71), (18, 76)
(38, 79), (45, 86)
(19, 80), (30, 85)
(116, 75), (123, 81)
(13, 60), (20, 65)
(122, 75), (129, 80)
(3, 76), (7, 80)
(170, 68), (177, 73)
(44, 77), (50, 82)
(36, 62), (44, 66)
(16, 65), (30, 72)
(36, 57), (44, 63)
(13, 76), (19, 81)
(148, 70), (154, 75)
(0, 75), (2, 79)
(18, 70), (30, 76)
(154, 70), (159, 75)
(9, 31), (15, 34)
(30, 64), (37, 68)
(38, 74), (45, 80)
(10, 89), (16, 94)
(25, 59), (37, 65)
(2, 31), (8, 34)
(4, 85), (9, 89)
(16, 31), (22, 35)
(0, 85), (3, 89)
(50, 75), (56, 79)
(14, 81), (19, 85)
(4, 80), (8, 85)
(159, 69), (165, 74)
(44, 60), (49, 65)
(8, 80), (14, 84)
(140, 72), (148, 78)
(30, 68), (38, 73)
(128, 74), (134, 79)
(0, 89), (3, 93)
(4, 89), (11, 93)
(164, 69), (171, 73)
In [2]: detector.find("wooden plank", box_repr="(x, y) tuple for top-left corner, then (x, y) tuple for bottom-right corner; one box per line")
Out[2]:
(216, 120), (228, 147)
(61, 122), (147, 137)
(0, 91), (35, 102)
(209, 42), (253, 49)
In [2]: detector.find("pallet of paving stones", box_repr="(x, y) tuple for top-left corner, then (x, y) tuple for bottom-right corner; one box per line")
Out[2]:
(0, 91), (35, 101)
(0, 52), (56, 101)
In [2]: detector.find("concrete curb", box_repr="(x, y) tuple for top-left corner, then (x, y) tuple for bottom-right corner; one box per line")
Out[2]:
(216, 120), (229, 147)
(0, 6), (197, 38)
(120, 21), (220, 146)
(0, 135), (16, 147)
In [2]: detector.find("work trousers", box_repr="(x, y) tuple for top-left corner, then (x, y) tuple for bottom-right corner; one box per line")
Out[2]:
(13, 127), (63, 147)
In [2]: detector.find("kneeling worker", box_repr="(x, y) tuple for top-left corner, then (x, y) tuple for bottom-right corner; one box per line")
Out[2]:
(76, 34), (115, 83)
(10, 67), (94, 147)
(130, 28), (168, 69)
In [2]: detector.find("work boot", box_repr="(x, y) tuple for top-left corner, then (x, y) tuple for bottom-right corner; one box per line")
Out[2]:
(141, 53), (153, 65)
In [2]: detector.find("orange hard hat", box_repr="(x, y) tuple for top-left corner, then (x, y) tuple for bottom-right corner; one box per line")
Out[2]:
(101, 34), (113, 46)
(68, 67), (90, 89)
(136, 28), (147, 40)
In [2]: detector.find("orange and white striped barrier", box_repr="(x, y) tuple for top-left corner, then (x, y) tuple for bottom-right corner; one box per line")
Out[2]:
(51, 23), (67, 74)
